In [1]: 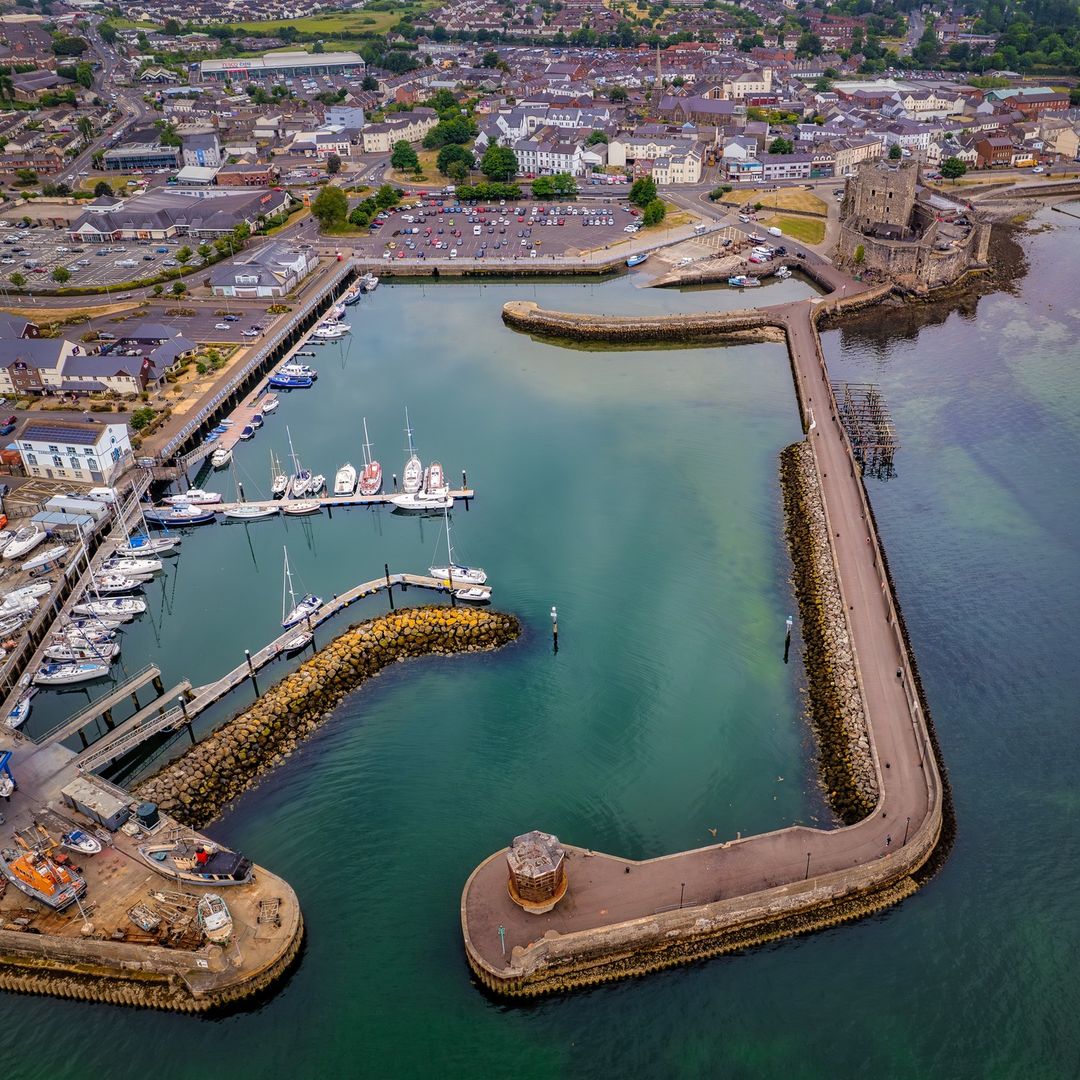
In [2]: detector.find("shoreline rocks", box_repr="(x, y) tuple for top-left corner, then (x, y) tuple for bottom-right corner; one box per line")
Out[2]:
(780, 440), (878, 823)
(135, 607), (521, 827)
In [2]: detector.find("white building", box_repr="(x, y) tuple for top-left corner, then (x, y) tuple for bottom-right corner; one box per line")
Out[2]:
(18, 419), (132, 485)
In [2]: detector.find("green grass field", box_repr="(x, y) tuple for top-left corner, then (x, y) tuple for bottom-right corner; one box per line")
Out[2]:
(220, 2), (438, 38)
(765, 215), (826, 245)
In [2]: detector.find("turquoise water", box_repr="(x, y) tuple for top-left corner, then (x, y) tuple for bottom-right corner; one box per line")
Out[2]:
(8, 211), (1080, 1078)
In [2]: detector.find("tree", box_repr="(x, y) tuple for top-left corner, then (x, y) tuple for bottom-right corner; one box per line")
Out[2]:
(629, 176), (657, 207)
(176, 245), (192, 265)
(853, 244), (865, 265)
(480, 144), (518, 181)
(446, 160), (468, 183)
(171, 282), (186, 296)
(362, 74), (378, 92)
(51, 34), (88, 57)
(374, 184), (400, 210)
(77, 115), (94, 146)
(437, 143), (474, 175)
(99, 22), (118, 44)
(643, 198), (666, 226)
(326, 153), (342, 176)
(795, 32), (822, 57)
(151, 284), (163, 296)
(941, 157), (967, 182)
(532, 175), (555, 197)
(15, 168), (37, 186)
(51, 265), (70, 283)
(74, 62), (93, 89)
(391, 140), (419, 172)
(163, 18), (181, 36)
(9, 272), (25, 287)
(94, 180), (112, 197)
(312, 41), (325, 54)
(768, 137), (794, 155)
(586, 130), (608, 145)
(609, 86), (628, 102)
(551, 172), (577, 197)
(481, 51), (499, 68)
(198, 242), (211, 261)
(888, 144), (903, 160)
(422, 116), (475, 149)
(311, 185), (349, 230)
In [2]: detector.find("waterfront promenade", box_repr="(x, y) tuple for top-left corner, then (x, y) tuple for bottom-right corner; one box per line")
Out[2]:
(463, 280), (945, 990)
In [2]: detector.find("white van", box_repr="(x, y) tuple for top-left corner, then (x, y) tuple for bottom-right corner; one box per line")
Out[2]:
(693, 224), (707, 235)
(767, 226), (783, 237)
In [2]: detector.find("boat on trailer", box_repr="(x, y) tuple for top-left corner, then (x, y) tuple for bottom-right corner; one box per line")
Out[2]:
(0, 848), (86, 910)
(137, 835), (254, 887)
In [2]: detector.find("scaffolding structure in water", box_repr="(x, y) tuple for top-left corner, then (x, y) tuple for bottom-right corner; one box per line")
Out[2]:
(830, 381), (900, 480)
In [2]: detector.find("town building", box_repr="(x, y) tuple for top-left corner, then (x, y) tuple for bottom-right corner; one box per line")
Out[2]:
(200, 50), (365, 82)
(360, 108), (439, 153)
(102, 142), (182, 171)
(17, 420), (132, 486)
(209, 242), (317, 298)
(182, 132), (221, 168)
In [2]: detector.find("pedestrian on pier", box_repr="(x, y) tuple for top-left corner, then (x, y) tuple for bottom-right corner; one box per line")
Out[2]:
(886, 835), (892, 848)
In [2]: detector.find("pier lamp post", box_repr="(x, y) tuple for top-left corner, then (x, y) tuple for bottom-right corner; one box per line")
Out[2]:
(679, 882), (685, 909)
(903, 816), (911, 846)
(498, 925), (506, 957)
(805, 852), (811, 880)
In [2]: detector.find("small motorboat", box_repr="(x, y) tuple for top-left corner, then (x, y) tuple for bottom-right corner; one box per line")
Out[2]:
(61, 829), (102, 855)
(282, 500), (322, 516)
(626, 252), (649, 268)
(278, 363), (317, 380)
(212, 425), (228, 435)
(21, 544), (67, 572)
(89, 573), (150, 594)
(51, 628), (116, 648)
(3, 525), (46, 561)
(343, 284), (363, 305)
(775, 265), (792, 279)
(309, 474), (326, 495)
(239, 425), (256, 441)
(328, 302), (347, 320)
(334, 463), (357, 495)
(197, 892), (234, 945)
(261, 395), (280, 414)
(61, 616), (124, 632)
(251, 413), (264, 429)
(138, 837), (253, 887)
(71, 597), (146, 620)
(3, 581), (53, 604)
(281, 628), (312, 655)
(268, 373), (314, 390)
(219, 418), (235, 427)
(728, 275), (761, 288)
(454, 585), (492, 603)
(204, 432), (219, 443)
(312, 324), (347, 340)
(359, 272), (379, 293)
(211, 446), (233, 469)
(0, 529), (12, 554)
(223, 504), (279, 521)
(145, 505), (217, 527)
(34, 660), (112, 686)
(164, 489), (221, 506)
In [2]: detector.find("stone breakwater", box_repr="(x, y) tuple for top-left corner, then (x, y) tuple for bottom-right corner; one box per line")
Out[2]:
(780, 440), (878, 822)
(502, 300), (786, 344)
(136, 607), (521, 827)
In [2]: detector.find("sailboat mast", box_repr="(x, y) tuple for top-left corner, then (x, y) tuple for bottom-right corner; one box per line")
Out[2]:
(444, 507), (454, 588)
(362, 417), (373, 468)
(286, 426), (300, 475)
(282, 547), (297, 623)
(404, 407), (416, 457)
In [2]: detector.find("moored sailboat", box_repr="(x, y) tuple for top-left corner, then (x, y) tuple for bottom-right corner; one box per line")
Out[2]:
(402, 407), (422, 495)
(282, 547), (321, 628)
(429, 507), (487, 585)
(358, 417), (382, 496)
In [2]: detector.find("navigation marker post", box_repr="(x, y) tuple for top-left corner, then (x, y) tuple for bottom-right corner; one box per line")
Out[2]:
(551, 606), (558, 655)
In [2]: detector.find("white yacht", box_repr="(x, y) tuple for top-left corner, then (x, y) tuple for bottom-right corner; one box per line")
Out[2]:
(34, 661), (112, 686)
(402, 407), (423, 495)
(21, 544), (68, 572)
(163, 489), (221, 506)
(429, 508), (487, 585)
(286, 427), (313, 496)
(313, 324), (347, 340)
(3, 525), (46, 561)
(71, 597), (146, 620)
(223, 503), (279, 521)
(282, 547), (322, 628)
(334, 463), (357, 495)
(211, 446), (233, 469)
(102, 556), (162, 577)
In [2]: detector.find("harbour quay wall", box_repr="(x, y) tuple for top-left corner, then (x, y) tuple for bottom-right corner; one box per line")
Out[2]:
(781, 440), (878, 822)
(464, 807), (940, 997)
(501, 300), (786, 344)
(0, 898), (304, 1013)
(135, 607), (521, 828)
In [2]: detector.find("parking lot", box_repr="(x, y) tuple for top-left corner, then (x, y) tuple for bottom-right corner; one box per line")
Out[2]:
(0, 220), (189, 290)
(350, 196), (641, 265)
(78, 300), (274, 347)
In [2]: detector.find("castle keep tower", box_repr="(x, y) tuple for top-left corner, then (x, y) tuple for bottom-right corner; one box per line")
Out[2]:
(506, 831), (568, 914)
(846, 159), (918, 239)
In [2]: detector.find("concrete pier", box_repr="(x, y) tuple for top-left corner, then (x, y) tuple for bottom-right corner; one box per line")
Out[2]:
(462, 278), (946, 995)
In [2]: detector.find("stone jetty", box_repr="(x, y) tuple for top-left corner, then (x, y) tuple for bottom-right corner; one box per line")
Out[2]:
(136, 607), (520, 828)
(781, 440), (878, 822)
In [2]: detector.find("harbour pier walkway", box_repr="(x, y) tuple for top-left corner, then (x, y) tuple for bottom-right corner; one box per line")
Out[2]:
(463, 281), (945, 991)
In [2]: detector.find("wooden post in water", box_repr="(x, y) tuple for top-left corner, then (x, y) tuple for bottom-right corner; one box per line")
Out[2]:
(101, 708), (114, 731)
(245, 649), (260, 698)
(551, 605), (558, 654)
(385, 563), (394, 610)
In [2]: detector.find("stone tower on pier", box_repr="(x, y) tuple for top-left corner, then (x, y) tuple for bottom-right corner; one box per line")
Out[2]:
(506, 830), (568, 914)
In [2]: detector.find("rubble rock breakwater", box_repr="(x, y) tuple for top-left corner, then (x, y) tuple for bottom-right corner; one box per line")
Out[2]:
(781, 440), (878, 822)
(501, 300), (786, 344)
(136, 607), (521, 828)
